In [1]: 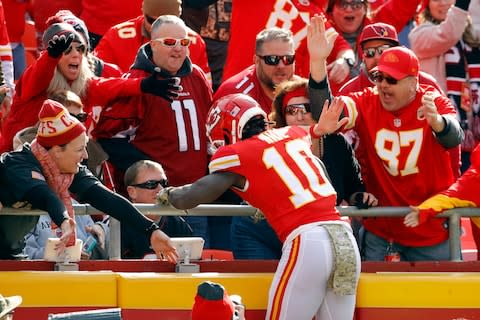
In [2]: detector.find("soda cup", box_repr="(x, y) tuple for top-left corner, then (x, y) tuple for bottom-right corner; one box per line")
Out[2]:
(83, 235), (97, 255)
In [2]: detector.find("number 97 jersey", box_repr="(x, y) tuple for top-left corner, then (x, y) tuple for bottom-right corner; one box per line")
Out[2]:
(209, 126), (340, 242)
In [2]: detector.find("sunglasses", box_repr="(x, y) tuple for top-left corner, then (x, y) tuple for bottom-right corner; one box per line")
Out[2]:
(257, 54), (295, 66)
(285, 103), (311, 115)
(72, 112), (88, 123)
(363, 45), (392, 58)
(153, 37), (191, 47)
(144, 14), (157, 25)
(130, 179), (169, 190)
(64, 43), (86, 55)
(336, 0), (365, 10)
(371, 72), (398, 85)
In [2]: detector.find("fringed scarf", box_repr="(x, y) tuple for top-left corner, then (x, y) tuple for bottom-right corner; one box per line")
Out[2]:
(30, 140), (77, 246)
(445, 40), (480, 152)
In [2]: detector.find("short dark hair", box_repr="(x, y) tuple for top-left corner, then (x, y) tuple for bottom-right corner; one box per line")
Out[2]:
(124, 160), (165, 186)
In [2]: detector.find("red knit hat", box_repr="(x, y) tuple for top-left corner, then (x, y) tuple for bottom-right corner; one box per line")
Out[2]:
(371, 47), (419, 80)
(36, 99), (86, 147)
(192, 281), (235, 320)
(359, 22), (399, 46)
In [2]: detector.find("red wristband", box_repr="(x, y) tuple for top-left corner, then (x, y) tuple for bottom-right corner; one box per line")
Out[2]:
(309, 125), (321, 139)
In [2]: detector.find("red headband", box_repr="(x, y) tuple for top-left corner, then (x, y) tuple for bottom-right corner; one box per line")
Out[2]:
(282, 87), (308, 115)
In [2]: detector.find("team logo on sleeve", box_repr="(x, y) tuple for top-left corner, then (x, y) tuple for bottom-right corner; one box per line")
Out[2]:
(31, 171), (46, 181)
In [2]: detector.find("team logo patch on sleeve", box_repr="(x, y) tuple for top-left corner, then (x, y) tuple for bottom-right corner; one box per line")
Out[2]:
(31, 171), (46, 181)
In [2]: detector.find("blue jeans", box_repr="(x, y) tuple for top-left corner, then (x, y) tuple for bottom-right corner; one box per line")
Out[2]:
(12, 43), (26, 80)
(185, 216), (210, 249)
(208, 216), (232, 250)
(231, 216), (282, 259)
(362, 229), (451, 261)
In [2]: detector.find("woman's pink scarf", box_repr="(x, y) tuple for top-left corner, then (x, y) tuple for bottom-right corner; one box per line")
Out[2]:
(31, 140), (76, 246)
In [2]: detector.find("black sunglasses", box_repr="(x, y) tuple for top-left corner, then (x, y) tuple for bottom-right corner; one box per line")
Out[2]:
(371, 72), (398, 85)
(337, 0), (365, 10)
(284, 103), (311, 115)
(72, 112), (88, 123)
(130, 179), (168, 190)
(257, 54), (295, 66)
(363, 45), (392, 58)
(64, 43), (86, 55)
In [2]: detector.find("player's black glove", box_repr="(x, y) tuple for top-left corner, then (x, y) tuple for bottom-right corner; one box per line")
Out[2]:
(353, 192), (372, 209)
(140, 70), (181, 103)
(47, 33), (75, 58)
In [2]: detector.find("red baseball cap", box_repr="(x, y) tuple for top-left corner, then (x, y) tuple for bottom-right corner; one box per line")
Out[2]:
(359, 22), (399, 46)
(371, 46), (419, 80)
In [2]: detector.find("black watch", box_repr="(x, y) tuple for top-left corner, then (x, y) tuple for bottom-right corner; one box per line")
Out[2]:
(146, 222), (161, 238)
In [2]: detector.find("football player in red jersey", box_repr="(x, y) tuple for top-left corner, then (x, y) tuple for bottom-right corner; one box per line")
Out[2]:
(308, 14), (464, 261)
(157, 93), (360, 320)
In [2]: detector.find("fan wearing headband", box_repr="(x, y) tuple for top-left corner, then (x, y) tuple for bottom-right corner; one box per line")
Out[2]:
(158, 93), (360, 320)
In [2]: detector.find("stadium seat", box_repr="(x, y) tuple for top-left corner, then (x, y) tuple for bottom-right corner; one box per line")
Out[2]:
(201, 249), (234, 261)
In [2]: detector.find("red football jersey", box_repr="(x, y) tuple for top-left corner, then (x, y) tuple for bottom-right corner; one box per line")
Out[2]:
(341, 85), (457, 246)
(94, 16), (211, 81)
(209, 126), (340, 241)
(0, 1), (13, 88)
(213, 65), (273, 114)
(94, 65), (212, 186)
(223, 0), (348, 82)
(80, 0), (142, 36)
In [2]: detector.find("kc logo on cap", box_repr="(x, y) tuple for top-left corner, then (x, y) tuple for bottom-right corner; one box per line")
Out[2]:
(371, 46), (419, 81)
(383, 52), (400, 63)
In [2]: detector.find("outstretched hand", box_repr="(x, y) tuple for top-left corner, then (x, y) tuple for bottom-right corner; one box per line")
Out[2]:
(307, 14), (338, 63)
(150, 229), (179, 263)
(404, 206), (420, 228)
(141, 71), (182, 102)
(312, 97), (348, 136)
(57, 218), (76, 254)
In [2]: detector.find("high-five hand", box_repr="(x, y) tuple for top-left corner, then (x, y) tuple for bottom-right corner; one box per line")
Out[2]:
(307, 14), (338, 62)
(312, 97), (348, 136)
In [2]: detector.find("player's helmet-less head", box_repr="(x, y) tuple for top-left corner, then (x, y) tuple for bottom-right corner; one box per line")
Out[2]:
(206, 94), (268, 154)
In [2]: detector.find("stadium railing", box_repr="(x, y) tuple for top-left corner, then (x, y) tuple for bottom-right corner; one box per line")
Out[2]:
(1, 205), (479, 261)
